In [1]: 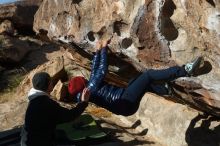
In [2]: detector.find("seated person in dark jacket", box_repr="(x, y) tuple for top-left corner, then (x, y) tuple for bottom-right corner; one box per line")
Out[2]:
(21, 72), (90, 146)
(68, 40), (203, 116)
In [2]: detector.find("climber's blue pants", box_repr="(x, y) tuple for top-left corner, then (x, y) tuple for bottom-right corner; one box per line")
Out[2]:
(119, 66), (187, 116)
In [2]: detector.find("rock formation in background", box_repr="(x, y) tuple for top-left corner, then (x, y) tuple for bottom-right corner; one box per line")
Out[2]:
(0, 20), (15, 35)
(0, 0), (44, 64)
(33, 0), (220, 116)
(0, 34), (31, 63)
(0, 0), (42, 33)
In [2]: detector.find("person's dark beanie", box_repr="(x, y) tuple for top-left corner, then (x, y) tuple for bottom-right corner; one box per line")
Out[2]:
(32, 72), (51, 91)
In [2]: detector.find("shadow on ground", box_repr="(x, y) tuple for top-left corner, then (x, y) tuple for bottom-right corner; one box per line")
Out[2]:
(95, 118), (156, 146)
(185, 114), (220, 146)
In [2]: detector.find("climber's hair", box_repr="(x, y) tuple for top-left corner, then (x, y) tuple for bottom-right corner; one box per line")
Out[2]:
(32, 72), (51, 91)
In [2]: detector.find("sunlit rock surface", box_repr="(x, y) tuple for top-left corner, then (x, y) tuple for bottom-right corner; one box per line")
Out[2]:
(33, 0), (169, 69)
(116, 93), (220, 146)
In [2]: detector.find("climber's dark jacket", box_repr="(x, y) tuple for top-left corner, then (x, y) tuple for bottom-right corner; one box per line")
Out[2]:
(78, 47), (187, 116)
(86, 48), (126, 115)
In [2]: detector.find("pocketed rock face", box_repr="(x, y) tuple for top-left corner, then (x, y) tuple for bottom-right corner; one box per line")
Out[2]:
(166, 0), (220, 112)
(33, 0), (171, 69)
(34, 0), (220, 114)
(33, 0), (220, 68)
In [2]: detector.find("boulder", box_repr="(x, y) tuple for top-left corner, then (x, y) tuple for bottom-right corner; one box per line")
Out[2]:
(167, 0), (220, 112)
(51, 80), (68, 101)
(0, 34), (31, 63)
(0, 0), (42, 30)
(33, 0), (220, 69)
(115, 93), (220, 146)
(63, 47), (91, 79)
(0, 20), (14, 35)
(33, 0), (220, 114)
(171, 79), (220, 117)
(34, 0), (168, 69)
(18, 56), (66, 98)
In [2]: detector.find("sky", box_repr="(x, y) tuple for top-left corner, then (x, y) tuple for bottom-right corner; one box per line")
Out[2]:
(0, 0), (18, 4)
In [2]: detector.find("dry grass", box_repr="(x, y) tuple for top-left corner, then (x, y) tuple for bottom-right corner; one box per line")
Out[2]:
(0, 74), (24, 103)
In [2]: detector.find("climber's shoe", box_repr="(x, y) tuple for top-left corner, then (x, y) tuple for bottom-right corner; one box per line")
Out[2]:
(184, 56), (204, 76)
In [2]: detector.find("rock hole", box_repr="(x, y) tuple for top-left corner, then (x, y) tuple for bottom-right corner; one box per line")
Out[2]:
(72, 0), (83, 4)
(206, 0), (216, 7)
(113, 21), (127, 36)
(97, 26), (107, 37)
(122, 38), (133, 49)
(138, 47), (145, 50)
(160, 0), (178, 41)
(37, 29), (50, 41)
(87, 31), (95, 42)
(113, 21), (121, 36)
(39, 29), (48, 35)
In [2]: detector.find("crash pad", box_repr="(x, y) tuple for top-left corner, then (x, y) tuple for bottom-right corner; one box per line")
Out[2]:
(55, 114), (108, 144)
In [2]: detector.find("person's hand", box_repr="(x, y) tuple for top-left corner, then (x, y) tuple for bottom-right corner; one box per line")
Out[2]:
(95, 41), (102, 52)
(80, 88), (90, 102)
(95, 37), (111, 51)
(102, 37), (111, 48)
(101, 39), (108, 48)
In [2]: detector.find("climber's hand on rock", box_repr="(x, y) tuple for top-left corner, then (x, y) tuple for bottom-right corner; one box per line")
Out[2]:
(80, 88), (90, 102)
(102, 37), (112, 48)
(101, 40), (109, 48)
(95, 41), (102, 52)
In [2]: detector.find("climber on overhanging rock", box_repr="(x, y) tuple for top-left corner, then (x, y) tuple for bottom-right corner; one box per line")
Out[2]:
(68, 39), (204, 116)
(21, 72), (90, 146)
